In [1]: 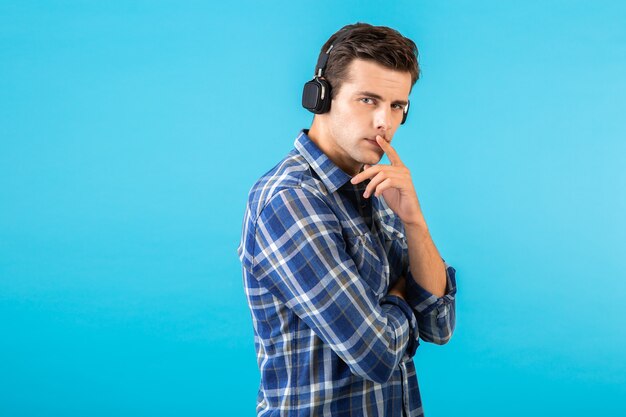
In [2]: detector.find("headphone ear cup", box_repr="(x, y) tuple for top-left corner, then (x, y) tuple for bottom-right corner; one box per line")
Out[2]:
(401, 100), (410, 124)
(302, 78), (332, 114)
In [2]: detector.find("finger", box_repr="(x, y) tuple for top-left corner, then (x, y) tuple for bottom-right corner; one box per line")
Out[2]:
(353, 165), (403, 186)
(376, 135), (404, 167)
(350, 164), (384, 184)
(365, 171), (404, 198)
(374, 178), (394, 197)
(363, 170), (390, 198)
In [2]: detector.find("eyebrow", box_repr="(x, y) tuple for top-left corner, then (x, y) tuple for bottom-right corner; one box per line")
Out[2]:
(354, 90), (408, 106)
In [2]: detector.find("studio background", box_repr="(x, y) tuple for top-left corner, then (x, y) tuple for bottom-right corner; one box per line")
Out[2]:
(1, 1), (625, 416)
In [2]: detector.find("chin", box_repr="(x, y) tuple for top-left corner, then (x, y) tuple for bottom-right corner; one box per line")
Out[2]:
(369, 153), (384, 164)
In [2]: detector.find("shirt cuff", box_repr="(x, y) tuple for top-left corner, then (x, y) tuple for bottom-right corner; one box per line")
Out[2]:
(379, 294), (420, 358)
(405, 259), (457, 317)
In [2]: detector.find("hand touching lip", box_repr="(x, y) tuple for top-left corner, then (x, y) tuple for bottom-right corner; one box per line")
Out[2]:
(350, 134), (423, 226)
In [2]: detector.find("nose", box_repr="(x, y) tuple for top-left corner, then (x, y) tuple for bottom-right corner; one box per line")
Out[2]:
(374, 106), (392, 132)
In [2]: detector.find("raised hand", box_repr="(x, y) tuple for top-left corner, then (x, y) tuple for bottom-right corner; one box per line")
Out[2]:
(350, 135), (425, 227)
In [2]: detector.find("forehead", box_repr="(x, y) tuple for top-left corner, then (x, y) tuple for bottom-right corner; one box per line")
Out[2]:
(340, 59), (412, 98)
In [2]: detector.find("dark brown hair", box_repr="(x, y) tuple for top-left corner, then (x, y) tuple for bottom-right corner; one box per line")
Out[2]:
(319, 23), (420, 99)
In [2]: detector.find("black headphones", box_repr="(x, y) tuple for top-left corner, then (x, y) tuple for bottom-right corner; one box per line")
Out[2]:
(302, 35), (410, 124)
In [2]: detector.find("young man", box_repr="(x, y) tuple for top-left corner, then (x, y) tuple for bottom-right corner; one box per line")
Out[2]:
(238, 23), (457, 417)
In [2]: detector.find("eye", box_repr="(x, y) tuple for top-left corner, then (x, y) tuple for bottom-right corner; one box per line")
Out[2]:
(392, 103), (404, 110)
(360, 97), (375, 105)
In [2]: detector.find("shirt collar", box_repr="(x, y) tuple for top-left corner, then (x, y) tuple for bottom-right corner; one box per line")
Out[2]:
(294, 129), (353, 193)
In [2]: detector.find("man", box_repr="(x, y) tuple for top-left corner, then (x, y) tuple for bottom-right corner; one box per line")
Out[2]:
(238, 22), (457, 417)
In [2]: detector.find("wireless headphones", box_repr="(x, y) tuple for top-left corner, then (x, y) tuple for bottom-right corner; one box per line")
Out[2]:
(302, 34), (410, 124)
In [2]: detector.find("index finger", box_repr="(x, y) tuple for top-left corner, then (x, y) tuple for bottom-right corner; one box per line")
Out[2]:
(376, 135), (404, 166)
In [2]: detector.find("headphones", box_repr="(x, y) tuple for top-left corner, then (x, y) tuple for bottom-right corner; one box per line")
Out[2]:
(302, 35), (410, 124)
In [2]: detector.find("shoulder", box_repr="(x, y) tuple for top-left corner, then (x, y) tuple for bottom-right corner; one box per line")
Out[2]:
(246, 149), (330, 221)
(238, 149), (334, 272)
(244, 149), (326, 224)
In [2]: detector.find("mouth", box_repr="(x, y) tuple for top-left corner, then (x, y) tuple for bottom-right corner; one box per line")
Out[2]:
(364, 137), (384, 149)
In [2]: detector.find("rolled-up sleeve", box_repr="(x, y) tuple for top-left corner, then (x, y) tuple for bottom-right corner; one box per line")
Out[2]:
(405, 260), (457, 345)
(250, 186), (419, 383)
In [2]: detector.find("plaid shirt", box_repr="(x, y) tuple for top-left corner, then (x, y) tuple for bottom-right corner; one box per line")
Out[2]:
(238, 130), (457, 417)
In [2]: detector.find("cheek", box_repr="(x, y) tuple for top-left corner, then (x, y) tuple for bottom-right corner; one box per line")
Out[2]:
(335, 104), (365, 129)
(329, 105), (352, 130)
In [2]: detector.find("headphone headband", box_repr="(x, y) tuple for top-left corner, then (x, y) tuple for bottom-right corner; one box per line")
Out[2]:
(314, 32), (348, 78)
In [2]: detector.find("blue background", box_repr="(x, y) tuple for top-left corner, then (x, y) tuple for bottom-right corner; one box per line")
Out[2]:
(1, 1), (625, 416)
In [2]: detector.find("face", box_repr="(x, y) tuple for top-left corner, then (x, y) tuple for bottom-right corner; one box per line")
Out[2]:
(320, 59), (412, 176)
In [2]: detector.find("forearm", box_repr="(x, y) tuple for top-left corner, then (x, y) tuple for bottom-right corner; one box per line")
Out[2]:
(404, 220), (447, 298)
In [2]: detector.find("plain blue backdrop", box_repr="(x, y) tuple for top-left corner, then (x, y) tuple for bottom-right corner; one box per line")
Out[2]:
(1, 1), (625, 416)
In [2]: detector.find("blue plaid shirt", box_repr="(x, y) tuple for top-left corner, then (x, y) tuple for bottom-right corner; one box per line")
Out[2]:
(238, 130), (457, 416)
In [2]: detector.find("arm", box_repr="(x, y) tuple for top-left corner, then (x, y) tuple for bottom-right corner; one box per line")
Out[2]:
(251, 187), (418, 383)
(404, 222), (446, 298)
(405, 260), (457, 345)
(382, 226), (457, 345)
(348, 135), (456, 344)
(402, 221), (457, 345)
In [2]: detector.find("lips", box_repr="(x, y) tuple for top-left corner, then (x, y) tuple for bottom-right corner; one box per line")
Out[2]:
(364, 138), (382, 148)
